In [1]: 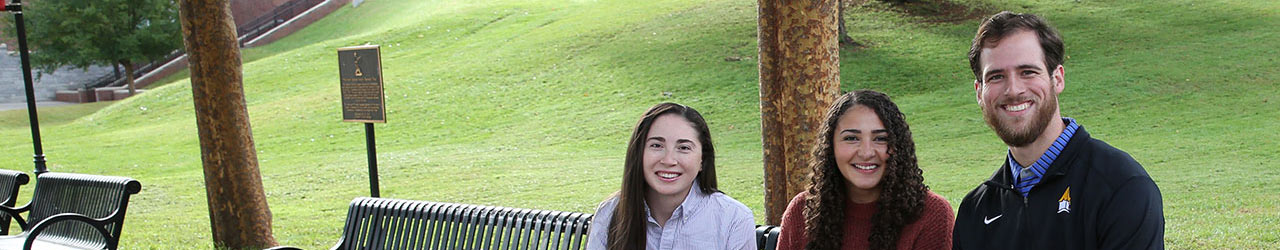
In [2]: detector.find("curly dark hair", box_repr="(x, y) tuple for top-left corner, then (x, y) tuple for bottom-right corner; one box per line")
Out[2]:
(802, 90), (928, 250)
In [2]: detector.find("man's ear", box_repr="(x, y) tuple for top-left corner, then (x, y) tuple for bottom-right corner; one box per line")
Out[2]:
(974, 80), (983, 105)
(1053, 65), (1065, 94)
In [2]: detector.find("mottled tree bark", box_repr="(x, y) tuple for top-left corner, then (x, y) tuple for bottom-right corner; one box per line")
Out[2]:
(178, 0), (278, 248)
(758, 0), (841, 225)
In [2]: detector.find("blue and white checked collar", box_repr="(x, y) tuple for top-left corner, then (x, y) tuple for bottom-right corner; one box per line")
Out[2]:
(1009, 117), (1080, 197)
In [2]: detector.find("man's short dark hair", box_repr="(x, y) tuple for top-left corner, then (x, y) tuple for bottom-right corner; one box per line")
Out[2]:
(968, 11), (1065, 81)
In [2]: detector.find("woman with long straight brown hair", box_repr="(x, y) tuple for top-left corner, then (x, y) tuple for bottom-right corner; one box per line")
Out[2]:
(588, 103), (756, 250)
(775, 90), (954, 250)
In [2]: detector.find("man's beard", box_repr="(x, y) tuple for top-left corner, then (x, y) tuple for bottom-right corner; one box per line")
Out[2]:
(983, 94), (1057, 147)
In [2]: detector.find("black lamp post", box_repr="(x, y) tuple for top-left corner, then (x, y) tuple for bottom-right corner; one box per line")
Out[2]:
(5, 0), (48, 175)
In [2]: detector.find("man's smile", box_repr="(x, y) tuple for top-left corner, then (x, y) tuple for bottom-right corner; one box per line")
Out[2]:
(1004, 101), (1031, 112)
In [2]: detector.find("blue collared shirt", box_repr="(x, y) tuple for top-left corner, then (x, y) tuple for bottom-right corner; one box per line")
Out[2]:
(1010, 117), (1080, 197)
(588, 181), (757, 250)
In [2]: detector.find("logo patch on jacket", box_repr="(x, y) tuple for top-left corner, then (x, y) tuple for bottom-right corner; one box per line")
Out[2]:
(1058, 186), (1071, 214)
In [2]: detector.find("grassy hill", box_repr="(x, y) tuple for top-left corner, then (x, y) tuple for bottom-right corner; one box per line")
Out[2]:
(0, 0), (1276, 248)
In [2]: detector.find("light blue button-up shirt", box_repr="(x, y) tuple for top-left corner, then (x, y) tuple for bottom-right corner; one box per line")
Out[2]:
(588, 182), (757, 250)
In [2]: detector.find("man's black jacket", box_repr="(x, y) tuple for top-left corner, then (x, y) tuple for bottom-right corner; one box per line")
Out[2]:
(953, 126), (1164, 250)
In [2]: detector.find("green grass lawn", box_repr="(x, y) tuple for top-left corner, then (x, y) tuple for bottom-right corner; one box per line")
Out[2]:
(0, 101), (113, 128)
(1, 0), (1276, 249)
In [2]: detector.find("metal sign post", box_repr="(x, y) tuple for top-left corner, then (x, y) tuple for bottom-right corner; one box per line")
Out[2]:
(6, 0), (49, 175)
(338, 45), (386, 197)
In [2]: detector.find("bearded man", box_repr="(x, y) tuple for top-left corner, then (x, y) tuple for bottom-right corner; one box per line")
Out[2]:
(952, 12), (1165, 250)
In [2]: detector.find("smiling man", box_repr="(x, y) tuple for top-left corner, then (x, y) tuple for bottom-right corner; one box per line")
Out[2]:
(952, 12), (1165, 250)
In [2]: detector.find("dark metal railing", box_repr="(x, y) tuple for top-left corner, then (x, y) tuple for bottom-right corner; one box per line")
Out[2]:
(237, 0), (325, 47)
(87, 50), (185, 89)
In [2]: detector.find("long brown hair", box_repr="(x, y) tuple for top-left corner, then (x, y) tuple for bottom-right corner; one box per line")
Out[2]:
(606, 103), (718, 250)
(803, 90), (928, 250)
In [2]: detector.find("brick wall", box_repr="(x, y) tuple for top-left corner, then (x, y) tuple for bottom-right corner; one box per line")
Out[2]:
(231, 0), (296, 27)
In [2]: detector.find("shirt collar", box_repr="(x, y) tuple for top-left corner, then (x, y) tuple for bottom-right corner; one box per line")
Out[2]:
(1009, 117), (1080, 181)
(643, 180), (708, 225)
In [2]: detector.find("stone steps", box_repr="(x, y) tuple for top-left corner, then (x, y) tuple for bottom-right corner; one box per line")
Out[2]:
(0, 46), (113, 104)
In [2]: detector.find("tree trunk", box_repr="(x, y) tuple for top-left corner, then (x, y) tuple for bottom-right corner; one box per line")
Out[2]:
(758, 0), (842, 225)
(122, 61), (137, 95)
(178, 0), (278, 248)
(837, 1), (859, 47)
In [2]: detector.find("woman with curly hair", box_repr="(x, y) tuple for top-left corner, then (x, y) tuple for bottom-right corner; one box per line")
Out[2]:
(588, 103), (757, 250)
(775, 90), (954, 250)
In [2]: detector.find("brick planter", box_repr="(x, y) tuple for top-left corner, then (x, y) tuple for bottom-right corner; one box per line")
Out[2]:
(54, 89), (97, 103)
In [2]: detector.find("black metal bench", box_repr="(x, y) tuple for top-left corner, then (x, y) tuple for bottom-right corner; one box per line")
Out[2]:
(323, 197), (593, 250)
(756, 225), (782, 250)
(290, 197), (785, 250)
(0, 172), (141, 250)
(0, 170), (30, 235)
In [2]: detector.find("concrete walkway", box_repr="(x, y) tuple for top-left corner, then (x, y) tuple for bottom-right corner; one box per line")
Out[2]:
(0, 101), (75, 111)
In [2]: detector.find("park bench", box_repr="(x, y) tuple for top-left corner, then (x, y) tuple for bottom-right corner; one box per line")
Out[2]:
(284, 197), (783, 250)
(755, 225), (782, 250)
(0, 170), (30, 236)
(0, 172), (141, 250)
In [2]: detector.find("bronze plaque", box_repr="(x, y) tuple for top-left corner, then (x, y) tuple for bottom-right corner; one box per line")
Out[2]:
(338, 45), (386, 123)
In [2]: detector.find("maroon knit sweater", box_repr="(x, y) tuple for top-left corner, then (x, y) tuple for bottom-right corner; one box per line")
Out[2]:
(774, 191), (954, 250)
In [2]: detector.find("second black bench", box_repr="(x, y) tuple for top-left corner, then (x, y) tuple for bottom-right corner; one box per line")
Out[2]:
(302, 197), (783, 250)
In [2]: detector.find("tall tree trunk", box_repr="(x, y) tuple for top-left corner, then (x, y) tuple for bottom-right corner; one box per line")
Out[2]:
(122, 61), (137, 95)
(178, 0), (278, 248)
(758, 0), (842, 225)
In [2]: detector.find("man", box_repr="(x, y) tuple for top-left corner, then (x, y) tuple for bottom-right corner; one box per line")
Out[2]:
(952, 11), (1164, 250)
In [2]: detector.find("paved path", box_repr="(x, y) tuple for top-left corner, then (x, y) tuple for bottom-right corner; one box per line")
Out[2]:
(0, 101), (75, 111)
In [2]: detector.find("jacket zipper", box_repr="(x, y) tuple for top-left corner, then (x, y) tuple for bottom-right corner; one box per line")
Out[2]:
(1021, 184), (1028, 206)
(982, 180), (1025, 206)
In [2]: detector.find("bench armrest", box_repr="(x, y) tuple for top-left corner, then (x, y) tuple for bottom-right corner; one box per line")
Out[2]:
(0, 203), (30, 230)
(24, 212), (111, 250)
(329, 236), (345, 250)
